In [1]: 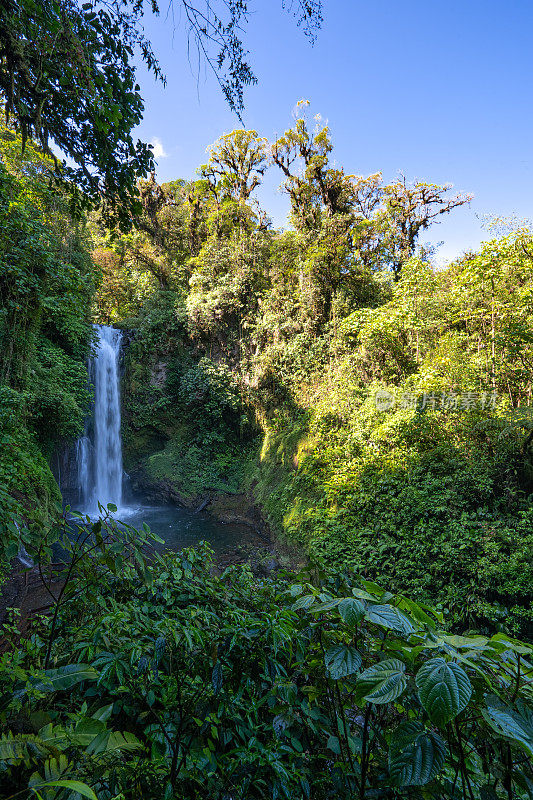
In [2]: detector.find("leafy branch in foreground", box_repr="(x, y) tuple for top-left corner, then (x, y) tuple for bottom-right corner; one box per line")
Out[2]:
(33, 503), (163, 668)
(0, 1), (324, 225)
(180, 0), (323, 116)
(0, 0), (162, 227)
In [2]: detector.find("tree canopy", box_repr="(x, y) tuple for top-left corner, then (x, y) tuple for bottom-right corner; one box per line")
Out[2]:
(0, 1), (324, 226)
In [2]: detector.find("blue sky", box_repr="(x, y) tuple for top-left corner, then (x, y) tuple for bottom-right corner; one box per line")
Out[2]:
(133, 0), (533, 263)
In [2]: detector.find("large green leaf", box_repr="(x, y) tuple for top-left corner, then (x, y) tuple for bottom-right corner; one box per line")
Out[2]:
(439, 634), (489, 650)
(482, 696), (533, 757)
(338, 598), (365, 627)
(416, 658), (472, 725)
(487, 634), (533, 656)
(355, 659), (407, 704)
(324, 645), (362, 680)
(32, 665), (99, 694)
(36, 723), (69, 750)
(312, 598), (341, 613)
(85, 729), (142, 755)
(389, 721), (446, 786)
(105, 730), (142, 752)
(91, 703), (114, 723)
(360, 579), (393, 601)
(397, 596), (437, 628)
(34, 781), (97, 800)
(352, 588), (378, 601)
(365, 605), (415, 637)
(71, 717), (106, 747)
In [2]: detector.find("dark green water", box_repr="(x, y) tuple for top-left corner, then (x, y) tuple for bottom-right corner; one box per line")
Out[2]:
(93, 502), (254, 558)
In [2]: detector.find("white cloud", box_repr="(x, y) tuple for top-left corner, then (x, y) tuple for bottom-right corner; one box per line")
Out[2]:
(150, 137), (167, 159)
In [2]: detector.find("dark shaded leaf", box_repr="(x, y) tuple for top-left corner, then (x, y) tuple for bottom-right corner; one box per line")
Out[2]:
(389, 721), (446, 786)
(415, 658), (472, 725)
(325, 645), (362, 680)
(482, 696), (533, 757)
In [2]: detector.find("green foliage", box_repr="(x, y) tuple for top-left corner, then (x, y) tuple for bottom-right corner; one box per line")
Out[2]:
(121, 288), (258, 502)
(95, 119), (533, 641)
(144, 434), (256, 498)
(0, 0), (162, 225)
(0, 385), (61, 563)
(252, 385), (533, 635)
(0, 540), (531, 799)
(388, 722), (447, 787)
(4, 41), (533, 800)
(29, 339), (93, 448)
(355, 658), (407, 704)
(415, 658), (472, 725)
(200, 129), (268, 203)
(0, 0), (323, 228)
(0, 124), (94, 564)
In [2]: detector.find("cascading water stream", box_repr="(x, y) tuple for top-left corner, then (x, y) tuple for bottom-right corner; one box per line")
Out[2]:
(75, 325), (125, 514)
(92, 326), (123, 510)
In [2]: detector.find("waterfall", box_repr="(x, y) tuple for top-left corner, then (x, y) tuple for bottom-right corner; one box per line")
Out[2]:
(93, 326), (123, 510)
(75, 325), (125, 514)
(76, 435), (91, 508)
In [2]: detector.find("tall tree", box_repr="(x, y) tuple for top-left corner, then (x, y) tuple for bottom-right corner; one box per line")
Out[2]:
(380, 177), (472, 280)
(271, 100), (355, 230)
(200, 129), (268, 205)
(271, 103), (380, 327)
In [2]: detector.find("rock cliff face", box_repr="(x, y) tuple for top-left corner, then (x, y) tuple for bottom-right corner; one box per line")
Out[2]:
(127, 469), (199, 509)
(52, 441), (79, 505)
(120, 316), (263, 507)
(118, 328), (285, 547)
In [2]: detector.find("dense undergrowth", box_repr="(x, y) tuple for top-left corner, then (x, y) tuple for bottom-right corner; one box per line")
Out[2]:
(0, 125), (94, 565)
(119, 288), (533, 636)
(251, 387), (533, 636)
(0, 516), (531, 800)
